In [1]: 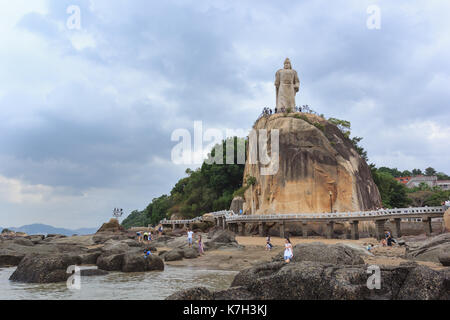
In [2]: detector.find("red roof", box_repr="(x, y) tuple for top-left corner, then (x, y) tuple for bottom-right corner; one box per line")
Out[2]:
(395, 176), (412, 184)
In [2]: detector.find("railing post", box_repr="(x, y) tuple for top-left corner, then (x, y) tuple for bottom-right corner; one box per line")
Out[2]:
(394, 218), (402, 238)
(258, 222), (266, 237)
(279, 221), (285, 239)
(238, 222), (246, 236)
(326, 221), (334, 239)
(350, 220), (359, 240)
(422, 218), (432, 236)
(222, 217), (226, 230)
(375, 220), (386, 240)
(302, 222), (308, 238)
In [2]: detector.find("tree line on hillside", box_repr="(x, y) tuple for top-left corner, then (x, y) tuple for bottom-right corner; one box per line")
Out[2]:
(122, 138), (246, 229)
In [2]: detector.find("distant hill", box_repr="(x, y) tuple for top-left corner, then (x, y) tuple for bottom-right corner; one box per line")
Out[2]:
(2, 224), (97, 236)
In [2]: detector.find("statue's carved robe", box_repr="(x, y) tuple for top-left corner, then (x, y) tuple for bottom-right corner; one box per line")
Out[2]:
(275, 69), (300, 110)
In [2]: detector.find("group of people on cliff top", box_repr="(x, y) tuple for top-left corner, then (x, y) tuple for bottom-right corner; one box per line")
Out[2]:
(261, 105), (314, 117)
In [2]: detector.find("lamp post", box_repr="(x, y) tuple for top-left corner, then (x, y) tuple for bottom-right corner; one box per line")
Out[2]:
(329, 191), (333, 213)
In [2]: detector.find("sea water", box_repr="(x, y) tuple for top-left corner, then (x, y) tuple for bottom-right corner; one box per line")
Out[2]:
(0, 265), (237, 300)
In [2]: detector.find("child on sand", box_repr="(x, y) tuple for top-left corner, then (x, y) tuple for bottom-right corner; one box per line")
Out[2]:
(266, 236), (273, 251)
(284, 238), (293, 263)
(198, 235), (204, 255)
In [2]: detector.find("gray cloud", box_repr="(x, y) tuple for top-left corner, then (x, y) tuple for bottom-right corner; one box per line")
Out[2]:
(1, 0), (449, 228)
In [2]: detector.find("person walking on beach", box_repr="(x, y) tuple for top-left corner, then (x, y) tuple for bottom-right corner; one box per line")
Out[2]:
(198, 234), (204, 255)
(187, 229), (194, 248)
(284, 238), (293, 263)
(266, 235), (273, 251)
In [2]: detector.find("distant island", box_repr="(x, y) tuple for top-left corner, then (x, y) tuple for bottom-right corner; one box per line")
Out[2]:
(0, 224), (97, 236)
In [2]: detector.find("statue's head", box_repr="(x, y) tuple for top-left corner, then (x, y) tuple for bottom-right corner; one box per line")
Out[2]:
(284, 58), (292, 70)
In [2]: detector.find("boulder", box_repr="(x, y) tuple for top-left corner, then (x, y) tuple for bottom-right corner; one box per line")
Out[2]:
(405, 233), (450, 263)
(438, 251), (450, 266)
(78, 252), (102, 265)
(96, 253), (125, 271)
(273, 242), (365, 265)
(102, 240), (131, 254)
(163, 249), (185, 261)
(183, 247), (199, 259)
(13, 238), (34, 247)
(9, 254), (82, 283)
(96, 219), (125, 233)
(230, 196), (244, 214)
(0, 250), (25, 267)
(166, 287), (215, 300)
(170, 261), (449, 300)
(242, 114), (382, 215)
(121, 253), (164, 272)
(204, 229), (241, 250)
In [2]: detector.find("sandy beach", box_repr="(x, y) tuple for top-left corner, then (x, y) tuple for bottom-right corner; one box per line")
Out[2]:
(164, 235), (446, 271)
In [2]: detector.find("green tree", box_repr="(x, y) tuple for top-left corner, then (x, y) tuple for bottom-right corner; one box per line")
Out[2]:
(412, 168), (423, 176)
(425, 167), (437, 176)
(371, 168), (411, 208)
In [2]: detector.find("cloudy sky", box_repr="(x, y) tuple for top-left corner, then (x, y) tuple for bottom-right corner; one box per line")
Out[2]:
(1, 0), (449, 229)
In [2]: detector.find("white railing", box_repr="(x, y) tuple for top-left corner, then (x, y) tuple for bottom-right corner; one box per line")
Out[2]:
(160, 206), (445, 225)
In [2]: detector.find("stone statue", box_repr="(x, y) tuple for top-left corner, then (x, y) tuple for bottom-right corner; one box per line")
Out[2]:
(275, 58), (300, 111)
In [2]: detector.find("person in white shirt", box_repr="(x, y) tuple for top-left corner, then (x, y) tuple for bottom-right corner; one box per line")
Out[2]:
(187, 229), (194, 247)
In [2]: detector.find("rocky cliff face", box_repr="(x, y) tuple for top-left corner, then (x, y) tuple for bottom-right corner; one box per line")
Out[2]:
(243, 113), (381, 214)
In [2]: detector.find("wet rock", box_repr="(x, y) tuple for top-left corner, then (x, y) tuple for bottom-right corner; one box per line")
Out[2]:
(166, 287), (214, 300)
(172, 261), (448, 300)
(121, 253), (164, 272)
(9, 254), (82, 283)
(80, 269), (109, 277)
(96, 253), (125, 271)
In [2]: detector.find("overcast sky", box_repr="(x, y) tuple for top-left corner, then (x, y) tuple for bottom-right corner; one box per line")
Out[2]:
(1, 0), (449, 229)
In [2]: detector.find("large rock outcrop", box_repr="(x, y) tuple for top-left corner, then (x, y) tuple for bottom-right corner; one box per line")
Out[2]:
(167, 261), (449, 300)
(9, 254), (82, 283)
(405, 233), (450, 265)
(243, 113), (381, 214)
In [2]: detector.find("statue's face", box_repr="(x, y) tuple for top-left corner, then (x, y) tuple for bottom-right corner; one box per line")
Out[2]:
(284, 61), (291, 69)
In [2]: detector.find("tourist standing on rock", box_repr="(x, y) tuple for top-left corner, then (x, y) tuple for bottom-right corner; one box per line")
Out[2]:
(137, 231), (142, 243)
(284, 238), (293, 263)
(158, 225), (163, 237)
(143, 231), (148, 242)
(198, 234), (204, 255)
(187, 229), (194, 247)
